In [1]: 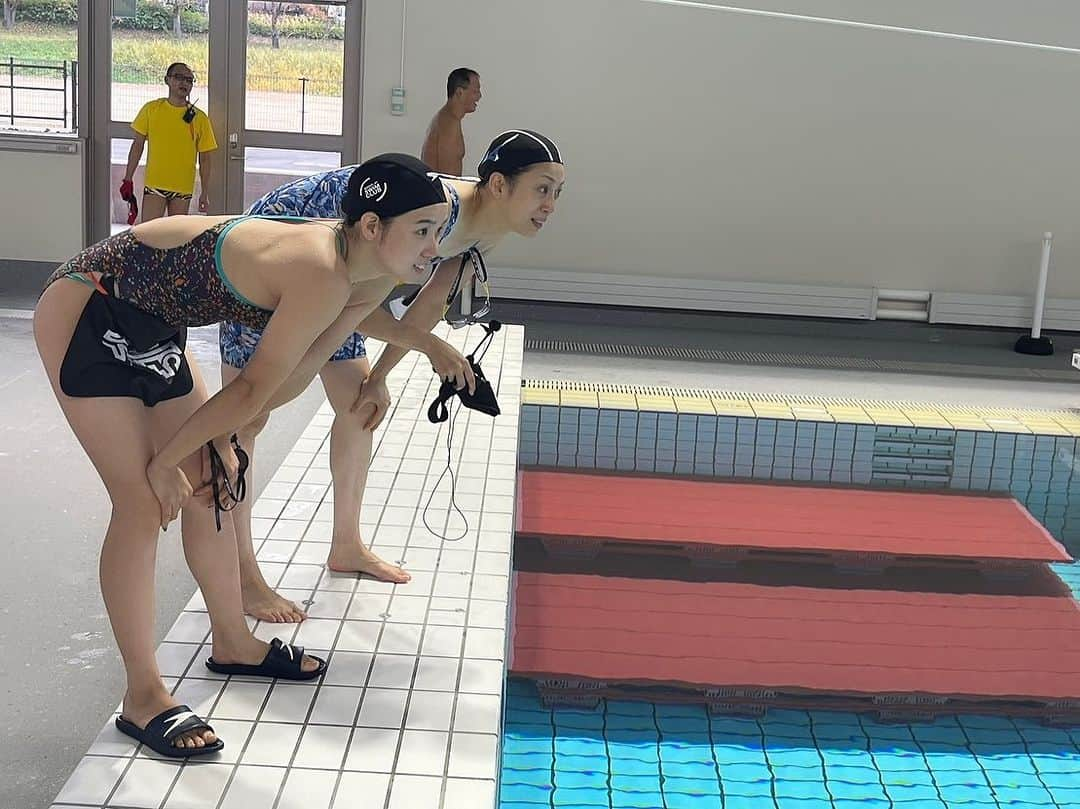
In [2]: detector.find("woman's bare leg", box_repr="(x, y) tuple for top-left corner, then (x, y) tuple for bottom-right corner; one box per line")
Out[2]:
(35, 283), (317, 750)
(34, 281), (212, 749)
(221, 362), (307, 623)
(319, 358), (410, 582)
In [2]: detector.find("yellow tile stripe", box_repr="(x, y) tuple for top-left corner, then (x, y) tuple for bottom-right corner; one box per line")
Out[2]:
(521, 379), (1080, 436)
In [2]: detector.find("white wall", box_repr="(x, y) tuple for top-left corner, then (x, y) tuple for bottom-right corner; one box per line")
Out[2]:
(683, 1), (1080, 50)
(0, 137), (84, 263)
(361, 0), (1080, 307)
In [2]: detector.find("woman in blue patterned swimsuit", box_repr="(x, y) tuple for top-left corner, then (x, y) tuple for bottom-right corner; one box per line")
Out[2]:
(220, 130), (566, 623)
(33, 154), (473, 757)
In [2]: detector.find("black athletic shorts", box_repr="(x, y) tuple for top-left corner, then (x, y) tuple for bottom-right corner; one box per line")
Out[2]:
(59, 286), (194, 406)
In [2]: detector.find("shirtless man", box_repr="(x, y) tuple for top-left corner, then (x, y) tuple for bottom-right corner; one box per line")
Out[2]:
(421, 68), (481, 175)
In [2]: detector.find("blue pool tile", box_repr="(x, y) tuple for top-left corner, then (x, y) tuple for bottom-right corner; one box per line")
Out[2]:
(503, 738), (553, 756)
(554, 715), (605, 733)
(501, 783), (553, 803)
(717, 761), (773, 782)
(554, 771), (609, 790)
(608, 773), (661, 793)
(554, 757), (609, 776)
(831, 799), (893, 809)
(883, 781), (942, 802)
(607, 701), (656, 719)
(609, 790), (665, 808)
(767, 749), (821, 769)
(554, 787), (613, 807)
(604, 712), (656, 730)
(937, 782), (997, 804)
(605, 757), (660, 777)
(872, 751), (928, 773)
(505, 708), (552, 730)
(1043, 786), (1080, 804)
(770, 764), (823, 784)
(822, 763), (880, 785)
(555, 739), (608, 758)
(929, 769), (989, 789)
(826, 780), (888, 801)
(878, 764), (935, 785)
(774, 799), (832, 809)
(663, 732), (714, 748)
(666, 794), (722, 809)
(1031, 754), (1080, 776)
(724, 778), (778, 798)
(709, 717), (764, 739)
(1036, 771), (1080, 791)
(984, 762), (1043, 783)
(502, 768), (556, 788)
(658, 759), (717, 779)
(992, 785), (1057, 806)
(819, 749), (875, 768)
(761, 721), (814, 741)
(774, 779), (831, 801)
(662, 772), (722, 790)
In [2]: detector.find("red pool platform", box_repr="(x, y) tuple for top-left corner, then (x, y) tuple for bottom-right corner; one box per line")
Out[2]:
(517, 470), (1072, 570)
(511, 571), (1080, 723)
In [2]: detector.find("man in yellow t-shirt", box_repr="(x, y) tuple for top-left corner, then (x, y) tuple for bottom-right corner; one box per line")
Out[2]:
(120, 62), (218, 222)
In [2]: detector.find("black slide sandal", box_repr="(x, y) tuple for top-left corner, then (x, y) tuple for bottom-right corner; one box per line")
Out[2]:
(115, 705), (223, 758)
(205, 637), (327, 681)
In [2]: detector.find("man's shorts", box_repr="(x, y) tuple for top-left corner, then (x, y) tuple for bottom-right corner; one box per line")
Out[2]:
(144, 186), (192, 201)
(219, 320), (366, 369)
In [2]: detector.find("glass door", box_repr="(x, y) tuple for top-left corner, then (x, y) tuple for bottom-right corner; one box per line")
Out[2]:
(106, 1), (211, 233)
(223, 1), (361, 213)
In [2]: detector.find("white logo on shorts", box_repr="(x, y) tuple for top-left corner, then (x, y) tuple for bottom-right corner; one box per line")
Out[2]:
(102, 330), (184, 380)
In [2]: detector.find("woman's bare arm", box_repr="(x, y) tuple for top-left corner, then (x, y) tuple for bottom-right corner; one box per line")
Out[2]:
(365, 258), (461, 381)
(152, 275), (346, 469)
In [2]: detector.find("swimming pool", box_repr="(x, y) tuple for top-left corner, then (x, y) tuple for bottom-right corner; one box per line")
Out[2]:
(500, 679), (1080, 809)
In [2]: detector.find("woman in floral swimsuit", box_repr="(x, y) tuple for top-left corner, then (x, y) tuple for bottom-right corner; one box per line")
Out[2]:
(34, 154), (472, 758)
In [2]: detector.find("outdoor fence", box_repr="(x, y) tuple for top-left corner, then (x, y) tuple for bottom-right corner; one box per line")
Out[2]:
(1, 58), (342, 135)
(0, 57), (78, 131)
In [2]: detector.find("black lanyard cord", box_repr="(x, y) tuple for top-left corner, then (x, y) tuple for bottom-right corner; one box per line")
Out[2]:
(420, 320), (500, 542)
(207, 434), (249, 532)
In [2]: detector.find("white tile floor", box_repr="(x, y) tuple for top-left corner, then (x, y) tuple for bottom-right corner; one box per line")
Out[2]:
(50, 324), (523, 809)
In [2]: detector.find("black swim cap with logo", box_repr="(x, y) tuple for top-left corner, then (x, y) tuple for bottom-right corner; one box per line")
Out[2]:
(342, 153), (446, 223)
(477, 130), (562, 181)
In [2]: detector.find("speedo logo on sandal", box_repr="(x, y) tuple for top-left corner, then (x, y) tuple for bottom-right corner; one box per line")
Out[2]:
(161, 710), (197, 738)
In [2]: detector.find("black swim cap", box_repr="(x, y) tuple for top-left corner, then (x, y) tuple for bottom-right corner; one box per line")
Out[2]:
(477, 130), (562, 181)
(342, 153), (446, 223)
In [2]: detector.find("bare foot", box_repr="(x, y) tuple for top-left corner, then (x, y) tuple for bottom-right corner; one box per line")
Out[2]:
(122, 688), (216, 750)
(211, 636), (322, 673)
(241, 579), (307, 623)
(327, 540), (411, 583)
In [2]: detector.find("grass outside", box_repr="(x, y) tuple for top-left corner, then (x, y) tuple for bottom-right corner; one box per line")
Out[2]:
(0, 23), (342, 89)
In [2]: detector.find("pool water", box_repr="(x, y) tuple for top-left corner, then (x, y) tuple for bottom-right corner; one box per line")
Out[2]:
(500, 679), (1080, 809)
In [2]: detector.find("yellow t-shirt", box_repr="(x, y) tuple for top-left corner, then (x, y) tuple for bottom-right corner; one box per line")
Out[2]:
(131, 99), (218, 196)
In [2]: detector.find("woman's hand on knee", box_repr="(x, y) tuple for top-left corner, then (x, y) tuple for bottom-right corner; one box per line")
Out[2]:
(146, 457), (194, 530)
(350, 375), (391, 431)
